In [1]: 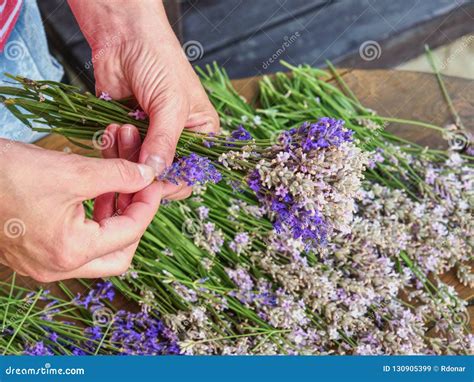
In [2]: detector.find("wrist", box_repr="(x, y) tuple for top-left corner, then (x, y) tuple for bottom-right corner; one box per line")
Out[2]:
(68, 0), (175, 51)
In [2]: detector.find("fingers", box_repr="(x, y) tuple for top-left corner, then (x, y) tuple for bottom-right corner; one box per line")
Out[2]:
(163, 185), (193, 201)
(93, 124), (120, 221)
(185, 109), (220, 134)
(59, 242), (140, 280)
(75, 155), (155, 199)
(78, 181), (163, 261)
(139, 97), (188, 175)
(138, 99), (218, 201)
(22, 242), (140, 282)
(94, 123), (142, 219)
(93, 193), (116, 222)
(118, 124), (141, 162)
(160, 181), (193, 201)
(75, 164), (163, 274)
(92, 124), (146, 221)
(117, 124), (142, 211)
(21, 159), (163, 282)
(11, 178), (162, 280)
(46, 181), (161, 278)
(102, 124), (120, 158)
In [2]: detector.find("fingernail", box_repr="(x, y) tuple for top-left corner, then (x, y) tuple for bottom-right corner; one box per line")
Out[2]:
(138, 164), (155, 183)
(120, 125), (134, 144)
(145, 154), (167, 178)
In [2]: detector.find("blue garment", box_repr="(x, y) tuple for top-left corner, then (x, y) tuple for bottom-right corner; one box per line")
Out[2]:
(0, 0), (64, 143)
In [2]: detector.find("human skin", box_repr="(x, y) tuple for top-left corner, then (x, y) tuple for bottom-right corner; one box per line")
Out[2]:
(0, 137), (159, 282)
(0, 1), (218, 281)
(68, 0), (220, 204)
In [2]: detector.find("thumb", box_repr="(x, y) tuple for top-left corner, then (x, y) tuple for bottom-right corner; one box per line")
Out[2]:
(139, 98), (188, 173)
(75, 156), (156, 198)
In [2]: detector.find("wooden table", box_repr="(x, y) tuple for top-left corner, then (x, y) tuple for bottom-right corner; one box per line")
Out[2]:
(1, 69), (473, 327)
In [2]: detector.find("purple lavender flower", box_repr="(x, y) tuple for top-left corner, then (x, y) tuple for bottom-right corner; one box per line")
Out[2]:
(368, 150), (385, 169)
(109, 310), (180, 355)
(128, 109), (148, 120)
(227, 268), (254, 293)
(99, 91), (113, 101)
(281, 118), (353, 154)
(291, 118), (353, 151)
(24, 341), (54, 356)
(203, 132), (216, 148)
(41, 300), (60, 321)
(224, 125), (253, 147)
(74, 281), (115, 309)
(85, 326), (103, 342)
(73, 282), (180, 355)
(247, 170), (262, 193)
(49, 332), (59, 343)
(230, 125), (252, 141)
(197, 206), (210, 220)
(229, 232), (250, 254)
(227, 267), (257, 304)
(72, 347), (87, 355)
(161, 153), (222, 186)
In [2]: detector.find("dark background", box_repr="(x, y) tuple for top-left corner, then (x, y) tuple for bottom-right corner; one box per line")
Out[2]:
(38, 0), (474, 91)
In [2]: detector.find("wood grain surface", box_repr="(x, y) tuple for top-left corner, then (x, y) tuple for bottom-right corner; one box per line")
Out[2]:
(1, 69), (472, 329)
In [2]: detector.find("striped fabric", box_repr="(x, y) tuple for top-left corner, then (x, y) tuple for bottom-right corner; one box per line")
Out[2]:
(1, 0), (23, 51)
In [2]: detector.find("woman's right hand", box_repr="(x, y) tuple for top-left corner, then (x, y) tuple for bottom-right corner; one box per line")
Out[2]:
(0, 138), (161, 282)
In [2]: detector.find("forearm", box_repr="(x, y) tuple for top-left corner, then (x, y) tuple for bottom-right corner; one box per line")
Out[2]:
(68, 0), (176, 50)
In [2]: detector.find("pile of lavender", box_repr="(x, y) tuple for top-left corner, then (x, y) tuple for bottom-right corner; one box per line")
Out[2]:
(0, 62), (472, 355)
(0, 280), (179, 355)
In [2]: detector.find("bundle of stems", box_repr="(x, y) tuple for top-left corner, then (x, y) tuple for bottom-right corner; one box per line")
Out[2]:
(1, 63), (467, 200)
(197, 62), (472, 197)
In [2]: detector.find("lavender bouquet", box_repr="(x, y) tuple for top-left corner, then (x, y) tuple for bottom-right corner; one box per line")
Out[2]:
(0, 63), (472, 355)
(0, 76), (366, 249)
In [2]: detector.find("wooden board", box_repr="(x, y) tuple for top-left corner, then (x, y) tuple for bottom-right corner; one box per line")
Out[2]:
(1, 69), (472, 326)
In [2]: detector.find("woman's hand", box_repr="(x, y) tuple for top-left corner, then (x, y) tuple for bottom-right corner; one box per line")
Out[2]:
(69, 0), (220, 201)
(0, 139), (160, 282)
